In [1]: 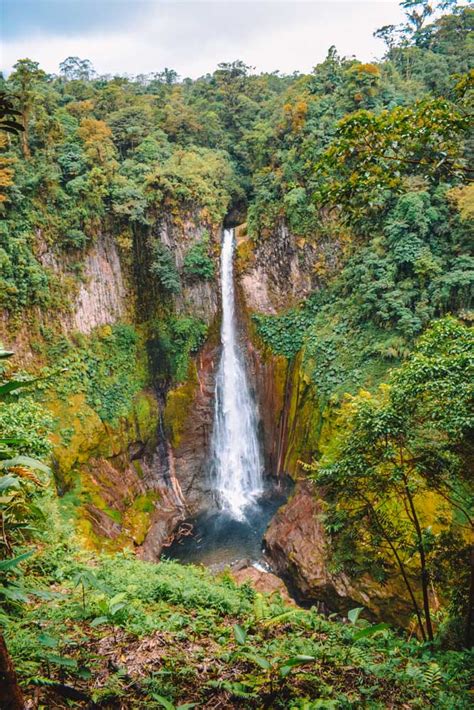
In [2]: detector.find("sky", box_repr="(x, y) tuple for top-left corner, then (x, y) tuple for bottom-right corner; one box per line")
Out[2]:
(1, 0), (406, 79)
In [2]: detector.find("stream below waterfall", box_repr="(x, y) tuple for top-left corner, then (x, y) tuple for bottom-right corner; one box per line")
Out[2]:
(164, 481), (291, 568)
(164, 228), (290, 569)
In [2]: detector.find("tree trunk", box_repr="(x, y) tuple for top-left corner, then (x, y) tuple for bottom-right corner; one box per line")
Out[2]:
(0, 632), (25, 709)
(403, 476), (434, 642)
(20, 109), (31, 159)
(368, 501), (427, 641)
(466, 546), (474, 649)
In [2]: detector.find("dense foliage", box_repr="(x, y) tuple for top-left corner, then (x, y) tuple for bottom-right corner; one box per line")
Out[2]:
(3, 539), (473, 708)
(312, 318), (473, 645)
(39, 323), (148, 424)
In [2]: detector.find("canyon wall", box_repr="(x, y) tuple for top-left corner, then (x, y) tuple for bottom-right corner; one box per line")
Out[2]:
(236, 221), (424, 626)
(0, 215), (223, 557)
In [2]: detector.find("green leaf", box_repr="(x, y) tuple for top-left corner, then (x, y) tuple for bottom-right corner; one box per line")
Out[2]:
(30, 589), (64, 600)
(0, 585), (29, 602)
(38, 633), (59, 648)
(245, 653), (271, 670)
(45, 654), (78, 669)
(90, 616), (108, 627)
(233, 624), (247, 645)
(348, 607), (364, 624)
(0, 377), (41, 398)
(151, 695), (175, 710)
(280, 655), (316, 676)
(0, 475), (21, 491)
(263, 609), (307, 626)
(0, 550), (34, 571)
(353, 622), (390, 639)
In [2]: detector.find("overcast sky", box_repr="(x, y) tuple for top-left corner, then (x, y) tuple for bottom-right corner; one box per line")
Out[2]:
(1, 1), (406, 79)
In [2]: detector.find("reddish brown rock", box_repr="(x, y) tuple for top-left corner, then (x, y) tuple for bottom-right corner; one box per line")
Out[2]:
(265, 480), (416, 627)
(232, 565), (294, 604)
(164, 340), (219, 514)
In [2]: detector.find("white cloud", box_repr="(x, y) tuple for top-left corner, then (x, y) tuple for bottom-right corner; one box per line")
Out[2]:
(1, 1), (405, 78)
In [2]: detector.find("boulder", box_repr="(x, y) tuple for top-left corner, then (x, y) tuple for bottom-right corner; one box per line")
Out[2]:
(264, 480), (416, 627)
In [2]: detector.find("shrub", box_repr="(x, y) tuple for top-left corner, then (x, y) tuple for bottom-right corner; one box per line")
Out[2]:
(149, 240), (181, 295)
(183, 234), (214, 281)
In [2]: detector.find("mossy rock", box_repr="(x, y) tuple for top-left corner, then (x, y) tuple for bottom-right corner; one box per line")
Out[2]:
(48, 389), (159, 488)
(163, 361), (199, 448)
(49, 393), (105, 487)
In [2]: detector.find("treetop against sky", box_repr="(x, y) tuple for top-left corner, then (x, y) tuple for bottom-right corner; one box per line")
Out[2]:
(2, 1), (406, 78)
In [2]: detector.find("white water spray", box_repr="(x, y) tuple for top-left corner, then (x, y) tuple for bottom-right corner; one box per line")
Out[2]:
(211, 228), (263, 519)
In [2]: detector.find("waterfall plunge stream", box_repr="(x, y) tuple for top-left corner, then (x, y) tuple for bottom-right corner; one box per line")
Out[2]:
(212, 228), (263, 519)
(164, 229), (290, 568)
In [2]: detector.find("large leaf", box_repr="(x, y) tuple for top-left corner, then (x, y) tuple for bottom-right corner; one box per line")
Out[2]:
(233, 624), (247, 645)
(45, 654), (78, 669)
(353, 622), (390, 640)
(90, 616), (108, 627)
(151, 695), (175, 710)
(38, 632), (59, 648)
(0, 475), (21, 491)
(347, 607), (364, 624)
(0, 549), (34, 571)
(244, 653), (271, 670)
(0, 456), (51, 474)
(0, 377), (41, 398)
(280, 655), (316, 677)
(263, 609), (307, 627)
(0, 585), (29, 603)
(109, 592), (127, 615)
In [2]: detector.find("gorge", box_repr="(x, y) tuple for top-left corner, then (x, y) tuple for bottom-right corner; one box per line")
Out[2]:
(165, 227), (291, 569)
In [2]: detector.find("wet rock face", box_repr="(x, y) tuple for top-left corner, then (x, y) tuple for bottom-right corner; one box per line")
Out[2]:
(238, 221), (317, 315)
(247, 343), (290, 477)
(163, 340), (219, 515)
(69, 234), (127, 334)
(264, 481), (415, 627)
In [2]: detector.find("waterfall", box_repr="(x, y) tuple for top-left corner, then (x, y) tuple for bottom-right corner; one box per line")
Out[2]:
(211, 228), (263, 519)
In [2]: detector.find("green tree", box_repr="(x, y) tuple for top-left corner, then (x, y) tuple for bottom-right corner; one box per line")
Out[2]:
(315, 95), (471, 227)
(8, 59), (47, 157)
(59, 56), (95, 81)
(314, 318), (473, 644)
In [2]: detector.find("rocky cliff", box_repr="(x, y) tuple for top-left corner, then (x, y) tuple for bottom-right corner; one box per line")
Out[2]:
(235, 221), (417, 624)
(0, 214), (223, 557)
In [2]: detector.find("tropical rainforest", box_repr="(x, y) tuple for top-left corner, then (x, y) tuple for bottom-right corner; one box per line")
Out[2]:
(0, 0), (473, 707)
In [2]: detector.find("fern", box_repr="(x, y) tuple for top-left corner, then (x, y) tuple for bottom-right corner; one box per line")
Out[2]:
(253, 592), (269, 621)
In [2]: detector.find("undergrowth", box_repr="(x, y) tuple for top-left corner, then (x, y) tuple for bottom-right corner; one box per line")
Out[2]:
(38, 322), (147, 424)
(2, 535), (472, 709)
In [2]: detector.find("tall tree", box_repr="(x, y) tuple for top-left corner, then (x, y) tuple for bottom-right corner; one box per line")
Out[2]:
(8, 59), (46, 158)
(313, 318), (473, 644)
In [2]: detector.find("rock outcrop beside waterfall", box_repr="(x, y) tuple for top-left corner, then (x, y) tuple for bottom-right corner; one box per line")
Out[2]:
(0, 215), (222, 556)
(264, 481), (415, 627)
(236, 220), (417, 623)
(237, 221), (318, 315)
